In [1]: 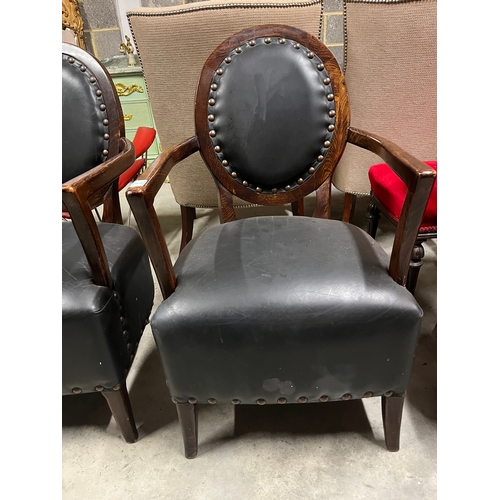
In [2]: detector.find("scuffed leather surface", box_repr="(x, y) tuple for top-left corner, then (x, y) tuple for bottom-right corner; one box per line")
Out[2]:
(62, 221), (154, 394)
(62, 54), (108, 183)
(212, 40), (331, 187)
(151, 216), (422, 404)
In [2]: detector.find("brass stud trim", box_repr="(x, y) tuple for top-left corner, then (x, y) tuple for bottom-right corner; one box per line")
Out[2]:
(242, 181), (248, 187)
(90, 76), (96, 83)
(329, 110), (336, 117)
(297, 178), (304, 185)
(235, 47), (242, 53)
(96, 90), (102, 96)
(319, 395), (329, 402)
(327, 94), (334, 101)
(317, 63), (324, 71)
(102, 150), (108, 156)
(122, 330), (128, 337)
(209, 130), (216, 137)
(277, 397), (287, 404)
(72, 387), (82, 394)
(308, 167), (315, 174)
(95, 385), (104, 392)
(104, 133), (110, 140)
(294, 43), (301, 49)
(113, 383), (122, 391)
(324, 141), (331, 147)
(126, 343), (131, 350)
(231, 399), (241, 405)
(103, 119), (109, 125)
(211, 83), (218, 91)
(171, 397), (179, 404)
(323, 78), (331, 85)
(256, 398), (266, 405)
(225, 56), (232, 64)
(208, 398), (217, 404)
(384, 391), (394, 397)
(317, 155), (324, 162)
(231, 172), (238, 178)
(188, 397), (197, 404)
(271, 188), (278, 194)
(214, 145), (221, 153)
(298, 396), (308, 403)
(249, 40), (256, 46)
(363, 391), (373, 398)
(341, 393), (352, 400)
(208, 114), (215, 121)
(256, 187), (262, 193)
(278, 38), (286, 44)
(264, 37), (271, 44)
(208, 98), (216, 106)
(307, 51), (314, 59)
(100, 104), (106, 110)
(80, 65), (86, 72)
(328, 124), (335, 132)
(130, 354), (134, 362)
(68, 57), (75, 64)
(222, 160), (228, 166)
(284, 185), (291, 191)
(216, 68), (223, 75)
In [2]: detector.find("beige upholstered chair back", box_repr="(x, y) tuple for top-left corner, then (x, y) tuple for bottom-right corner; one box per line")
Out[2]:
(333, 0), (437, 197)
(128, 0), (323, 209)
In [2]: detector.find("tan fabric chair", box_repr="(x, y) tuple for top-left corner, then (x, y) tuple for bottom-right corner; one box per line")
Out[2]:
(128, 0), (323, 249)
(334, 0), (437, 220)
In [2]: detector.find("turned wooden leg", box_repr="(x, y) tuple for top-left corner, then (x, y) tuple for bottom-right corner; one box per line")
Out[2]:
(291, 198), (304, 216)
(176, 403), (198, 459)
(406, 242), (425, 295)
(381, 393), (405, 452)
(101, 383), (138, 444)
(180, 206), (196, 252)
(366, 200), (381, 238)
(342, 193), (357, 222)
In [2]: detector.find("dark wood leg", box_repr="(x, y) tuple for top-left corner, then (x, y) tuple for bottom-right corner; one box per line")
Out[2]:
(312, 180), (332, 219)
(381, 394), (405, 452)
(406, 242), (425, 295)
(180, 206), (196, 252)
(291, 198), (305, 217)
(176, 403), (198, 459)
(366, 200), (381, 238)
(342, 193), (357, 222)
(101, 383), (138, 444)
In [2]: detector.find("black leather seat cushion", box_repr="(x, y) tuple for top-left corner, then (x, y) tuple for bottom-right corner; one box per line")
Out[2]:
(62, 221), (154, 394)
(151, 216), (422, 404)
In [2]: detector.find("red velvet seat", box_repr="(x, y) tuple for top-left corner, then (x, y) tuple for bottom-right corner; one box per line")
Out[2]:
(367, 160), (437, 294)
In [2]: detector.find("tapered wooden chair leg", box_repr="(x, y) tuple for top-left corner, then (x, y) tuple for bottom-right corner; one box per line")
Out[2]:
(101, 383), (138, 444)
(382, 394), (405, 452)
(180, 205), (196, 252)
(176, 403), (198, 459)
(366, 200), (380, 238)
(291, 198), (304, 216)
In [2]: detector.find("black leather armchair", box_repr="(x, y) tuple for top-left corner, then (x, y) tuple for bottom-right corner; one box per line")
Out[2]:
(126, 25), (436, 457)
(62, 43), (155, 443)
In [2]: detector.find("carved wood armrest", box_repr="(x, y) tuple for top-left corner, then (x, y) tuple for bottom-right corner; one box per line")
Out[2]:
(126, 136), (200, 299)
(62, 137), (135, 287)
(347, 127), (436, 287)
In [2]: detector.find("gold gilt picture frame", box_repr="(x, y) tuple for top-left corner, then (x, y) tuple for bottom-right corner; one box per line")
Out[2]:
(62, 0), (86, 50)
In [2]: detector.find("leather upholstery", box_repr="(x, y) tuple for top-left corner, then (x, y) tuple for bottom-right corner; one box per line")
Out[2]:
(151, 216), (422, 404)
(210, 38), (334, 189)
(62, 53), (109, 183)
(62, 221), (154, 394)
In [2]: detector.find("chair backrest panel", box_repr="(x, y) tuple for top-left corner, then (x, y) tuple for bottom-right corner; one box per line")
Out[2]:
(62, 43), (124, 183)
(196, 25), (349, 205)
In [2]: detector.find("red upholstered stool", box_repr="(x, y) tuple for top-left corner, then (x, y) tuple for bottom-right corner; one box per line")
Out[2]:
(367, 160), (437, 295)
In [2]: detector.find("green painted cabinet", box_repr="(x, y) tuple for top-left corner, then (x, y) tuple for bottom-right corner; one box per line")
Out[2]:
(102, 57), (161, 165)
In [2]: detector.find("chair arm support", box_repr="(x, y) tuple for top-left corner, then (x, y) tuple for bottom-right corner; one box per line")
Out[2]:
(126, 136), (200, 299)
(62, 137), (135, 287)
(347, 127), (436, 287)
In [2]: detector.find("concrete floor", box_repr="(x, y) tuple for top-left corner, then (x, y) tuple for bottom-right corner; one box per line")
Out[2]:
(62, 183), (437, 499)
